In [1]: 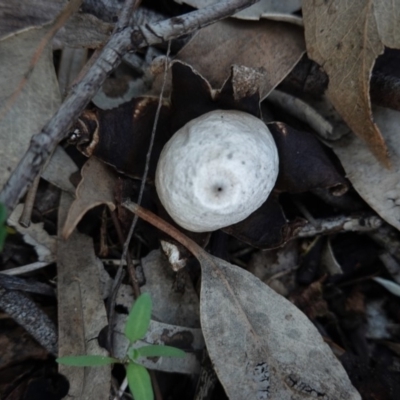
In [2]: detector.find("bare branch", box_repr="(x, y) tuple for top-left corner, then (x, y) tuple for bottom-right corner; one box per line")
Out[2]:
(0, 0), (258, 213)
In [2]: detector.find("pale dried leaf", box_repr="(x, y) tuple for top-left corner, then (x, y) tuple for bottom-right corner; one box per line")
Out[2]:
(0, 25), (60, 189)
(62, 157), (116, 239)
(41, 146), (79, 193)
(0, 0), (112, 49)
(176, 19), (305, 99)
(373, 277), (400, 297)
(8, 204), (56, 263)
(200, 254), (360, 399)
(329, 107), (400, 231)
(57, 192), (111, 398)
(113, 314), (203, 374)
(53, 12), (112, 49)
(302, 0), (400, 166)
(174, 0), (301, 20)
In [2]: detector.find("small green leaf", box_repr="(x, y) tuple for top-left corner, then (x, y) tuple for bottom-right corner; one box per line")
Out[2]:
(126, 362), (153, 400)
(56, 355), (119, 366)
(127, 347), (139, 361)
(125, 293), (152, 343)
(137, 345), (186, 358)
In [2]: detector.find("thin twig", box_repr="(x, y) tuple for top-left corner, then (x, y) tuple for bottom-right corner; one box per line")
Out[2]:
(295, 214), (382, 238)
(0, 0), (258, 213)
(122, 41), (171, 266)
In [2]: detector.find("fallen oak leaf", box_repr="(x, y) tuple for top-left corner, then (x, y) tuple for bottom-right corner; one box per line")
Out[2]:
(302, 0), (400, 167)
(123, 201), (361, 400)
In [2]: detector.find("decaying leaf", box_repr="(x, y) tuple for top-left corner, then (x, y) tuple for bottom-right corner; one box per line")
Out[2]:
(58, 192), (111, 399)
(41, 146), (79, 193)
(174, 0), (301, 21)
(0, 25), (60, 189)
(123, 202), (361, 400)
(329, 107), (400, 231)
(8, 204), (56, 263)
(0, 0), (112, 49)
(62, 157), (117, 239)
(200, 253), (360, 400)
(176, 19), (305, 99)
(302, 0), (400, 166)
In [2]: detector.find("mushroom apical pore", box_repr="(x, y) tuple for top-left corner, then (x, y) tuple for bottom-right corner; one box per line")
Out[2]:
(155, 110), (279, 232)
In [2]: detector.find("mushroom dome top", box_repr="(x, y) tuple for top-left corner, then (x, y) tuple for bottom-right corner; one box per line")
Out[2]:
(155, 110), (279, 232)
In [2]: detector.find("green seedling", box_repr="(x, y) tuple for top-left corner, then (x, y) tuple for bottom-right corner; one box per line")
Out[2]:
(56, 293), (186, 400)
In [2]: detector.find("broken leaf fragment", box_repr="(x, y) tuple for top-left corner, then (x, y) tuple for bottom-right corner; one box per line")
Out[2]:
(302, 0), (400, 166)
(177, 19), (305, 99)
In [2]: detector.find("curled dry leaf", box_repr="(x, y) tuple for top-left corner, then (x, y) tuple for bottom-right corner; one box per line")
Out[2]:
(62, 157), (117, 239)
(176, 19), (305, 99)
(302, 0), (400, 166)
(329, 107), (400, 231)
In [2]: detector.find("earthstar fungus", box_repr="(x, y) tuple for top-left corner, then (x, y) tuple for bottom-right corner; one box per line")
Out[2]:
(155, 109), (279, 232)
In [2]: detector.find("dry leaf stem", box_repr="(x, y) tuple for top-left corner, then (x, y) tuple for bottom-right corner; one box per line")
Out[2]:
(0, 0), (258, 213)
(123, 201), (205, 261)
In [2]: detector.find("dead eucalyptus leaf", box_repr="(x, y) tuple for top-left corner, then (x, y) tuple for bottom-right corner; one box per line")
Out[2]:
(329, 106), (400, 231)
(0, 0), (112, 49)
(0, 25), (60, 189)
(200, 253), (361, 400)
(302, 0), (400, 167)
(176, 19), (305, 99)
(58, 192), (111, 399)
(174, 0), (301, 21)
(62, 157), (117, 239)
(122, 202), (360, 400)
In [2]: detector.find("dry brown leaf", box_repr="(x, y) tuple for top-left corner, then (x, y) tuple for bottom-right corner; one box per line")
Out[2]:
(62, 157), (116, 239)
(176, 19), (305, 99)
(57, 191), (111, 398)
(329, 106), (400, 231)
(302, 0), (400, 167)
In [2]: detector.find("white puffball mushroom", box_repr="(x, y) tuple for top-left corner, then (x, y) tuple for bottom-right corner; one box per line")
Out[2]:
(155, 110), (279, 232)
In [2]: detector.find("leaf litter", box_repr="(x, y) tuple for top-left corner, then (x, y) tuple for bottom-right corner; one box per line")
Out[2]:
(2, 1), (400, 399)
